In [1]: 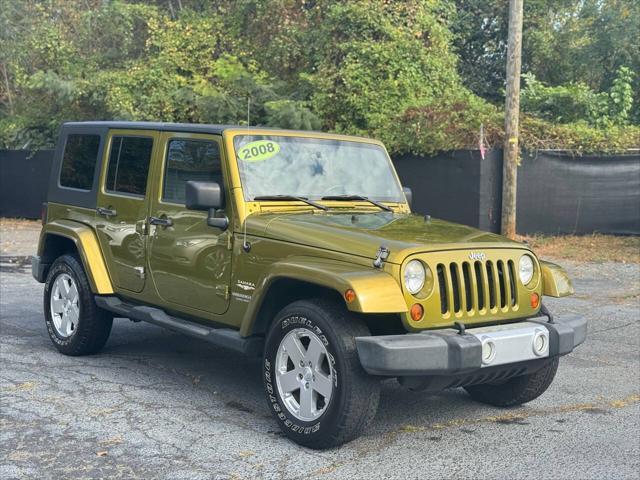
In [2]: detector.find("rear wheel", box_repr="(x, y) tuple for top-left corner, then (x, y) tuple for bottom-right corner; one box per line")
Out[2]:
(464, 357), (559, 407)
(44, 254), (113, 356)
(263, 298), (380, 449)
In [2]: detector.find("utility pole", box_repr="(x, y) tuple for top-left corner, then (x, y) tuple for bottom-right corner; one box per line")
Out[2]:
(501, 0), (523, 239)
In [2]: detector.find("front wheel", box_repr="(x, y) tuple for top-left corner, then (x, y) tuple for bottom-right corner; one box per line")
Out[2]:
(44, 254), (113, 356)
(263, 299), (380, 449)
(464, 357), (559, 407)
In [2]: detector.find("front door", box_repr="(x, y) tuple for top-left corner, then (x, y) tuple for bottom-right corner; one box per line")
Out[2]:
(95, 130), (159, 293)
(147, 132), (232, 315)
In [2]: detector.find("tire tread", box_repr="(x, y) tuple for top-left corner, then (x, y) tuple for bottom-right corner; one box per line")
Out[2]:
(44, 254), (112, 356)
(264, 298), (380, 449)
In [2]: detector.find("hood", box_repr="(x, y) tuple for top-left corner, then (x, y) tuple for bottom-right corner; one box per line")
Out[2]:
(245, 211), (527, 264)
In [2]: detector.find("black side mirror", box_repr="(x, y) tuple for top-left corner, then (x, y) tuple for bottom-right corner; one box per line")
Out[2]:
(403, 186), (413, 209)
(185, 181), (228, 230)
(186, 181), (224, 210)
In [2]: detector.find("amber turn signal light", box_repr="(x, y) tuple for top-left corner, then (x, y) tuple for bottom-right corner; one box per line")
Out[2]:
(344, 289), (356, 303)
(410, 303), (424, 321)
(530, 292), (540, 309)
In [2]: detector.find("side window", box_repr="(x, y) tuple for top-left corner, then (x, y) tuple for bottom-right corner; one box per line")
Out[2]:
(105, 136), (153, 196)
(162, 139), (222, 204)
(59, 134), (101, 190)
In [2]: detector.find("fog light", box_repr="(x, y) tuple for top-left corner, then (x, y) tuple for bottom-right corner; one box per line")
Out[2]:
(344, 289), (356, 303)
(532, 331), (547, 356)
(530, 292), (540, 309)
(410, 303), (424, 321)
(481, 339), (496, 365)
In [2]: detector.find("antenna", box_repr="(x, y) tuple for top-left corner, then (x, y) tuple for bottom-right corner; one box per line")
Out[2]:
(241, 94), (252, 253)
(241, 95), (251, 252)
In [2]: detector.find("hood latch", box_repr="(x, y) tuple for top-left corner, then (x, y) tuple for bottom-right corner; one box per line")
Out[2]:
(373, 245), (390, 268)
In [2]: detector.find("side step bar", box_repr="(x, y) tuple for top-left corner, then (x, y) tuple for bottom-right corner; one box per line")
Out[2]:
(95, 296), (263, 356)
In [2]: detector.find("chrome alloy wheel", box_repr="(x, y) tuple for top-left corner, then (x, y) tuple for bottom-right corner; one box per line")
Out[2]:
(275, 328), (334, 422)
(50, 273), (80, 338)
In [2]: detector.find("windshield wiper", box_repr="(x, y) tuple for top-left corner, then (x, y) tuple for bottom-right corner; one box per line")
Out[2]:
(321, 195), (393, 212)
(253, 195), (328, 211)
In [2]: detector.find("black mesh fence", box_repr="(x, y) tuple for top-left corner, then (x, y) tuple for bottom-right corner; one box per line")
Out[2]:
(2, 149), (638, 235)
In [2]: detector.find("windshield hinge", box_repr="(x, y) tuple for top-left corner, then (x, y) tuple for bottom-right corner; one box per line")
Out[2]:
(373, 245), (390, 268)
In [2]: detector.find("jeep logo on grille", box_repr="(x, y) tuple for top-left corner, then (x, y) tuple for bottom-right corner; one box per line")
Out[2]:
(469, 252), (486, 261)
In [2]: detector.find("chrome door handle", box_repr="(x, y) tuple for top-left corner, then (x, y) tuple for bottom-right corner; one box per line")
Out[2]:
(96, 207), (117, 217)
(149, 216), (173, 227)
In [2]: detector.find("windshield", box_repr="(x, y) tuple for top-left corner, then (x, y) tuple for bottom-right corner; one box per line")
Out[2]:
(233, 135), (405, 202)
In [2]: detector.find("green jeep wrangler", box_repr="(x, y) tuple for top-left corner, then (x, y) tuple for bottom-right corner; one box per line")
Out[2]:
(33, 121), (586, 448)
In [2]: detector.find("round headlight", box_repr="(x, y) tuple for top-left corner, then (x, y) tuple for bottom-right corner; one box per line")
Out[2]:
(404, 260), (426, 295)
(519, 254), (535, 285)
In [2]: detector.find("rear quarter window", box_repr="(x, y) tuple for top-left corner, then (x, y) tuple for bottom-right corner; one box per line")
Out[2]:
(59, 134), (101, 190)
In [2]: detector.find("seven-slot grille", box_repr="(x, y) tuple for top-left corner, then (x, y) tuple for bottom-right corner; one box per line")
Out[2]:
(436, 260), (518, 317)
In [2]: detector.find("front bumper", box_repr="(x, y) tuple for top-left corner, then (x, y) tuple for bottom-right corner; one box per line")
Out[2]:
(355, 314), (587, 376)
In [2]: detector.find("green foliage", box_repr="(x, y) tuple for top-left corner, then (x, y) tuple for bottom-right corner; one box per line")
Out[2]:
(388, 98), (640, 156)
(450, 0), (640, 109)
(0, 0), (637, 154)
(609, 66), (635, 125)
(386, 91), (503, 155)
(519, 117), (640, 154)
(521, 74), (605, 124)
(0, 1), (320, 149)
(264, 100), (322, 131)
(525, 0), (639, 98)
(521, 66), (635, 127)
(306, 0), (461, 143)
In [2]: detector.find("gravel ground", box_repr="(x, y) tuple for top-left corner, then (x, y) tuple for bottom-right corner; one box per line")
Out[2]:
(0, 220), (41, 257)
(1, 222), (639, 479)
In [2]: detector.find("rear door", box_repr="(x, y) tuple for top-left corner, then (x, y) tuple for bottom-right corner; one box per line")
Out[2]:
(95, 130), (159, 293)
(147, 132), (232, 315)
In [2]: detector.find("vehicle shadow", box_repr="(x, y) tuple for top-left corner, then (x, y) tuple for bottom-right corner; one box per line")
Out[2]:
(101, 318), (483, 440)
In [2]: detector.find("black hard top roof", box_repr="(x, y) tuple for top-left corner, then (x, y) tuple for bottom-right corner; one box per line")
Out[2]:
(60, 121), (374, 141)
(62, 121), (243, 135)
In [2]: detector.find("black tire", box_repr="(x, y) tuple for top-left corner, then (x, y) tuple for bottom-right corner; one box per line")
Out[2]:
(464, 357), (559, 407)
(43, 254), (113, 356)
(263, 298), (380, 449)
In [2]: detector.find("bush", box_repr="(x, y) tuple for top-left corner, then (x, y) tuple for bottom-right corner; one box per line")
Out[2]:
(386, 92), (503, 155)
(521, 73), (606, 125)
(519, 117), (640, 154)
(521, 67), (636, 127)
(388, 93), (639, 156)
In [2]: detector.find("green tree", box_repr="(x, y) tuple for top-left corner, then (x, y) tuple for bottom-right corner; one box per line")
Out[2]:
(450, 0), (640, 117)
(305, 1), (462, 139)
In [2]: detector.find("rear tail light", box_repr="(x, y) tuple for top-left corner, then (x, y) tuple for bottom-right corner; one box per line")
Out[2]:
(41, 202), (48, 225)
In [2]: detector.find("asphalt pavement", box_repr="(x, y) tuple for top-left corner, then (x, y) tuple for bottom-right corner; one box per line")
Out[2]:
(1, 254), (639, 479)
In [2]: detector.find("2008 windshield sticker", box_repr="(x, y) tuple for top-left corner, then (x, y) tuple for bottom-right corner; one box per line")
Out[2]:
(238, 140), (280, 162)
